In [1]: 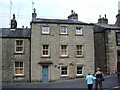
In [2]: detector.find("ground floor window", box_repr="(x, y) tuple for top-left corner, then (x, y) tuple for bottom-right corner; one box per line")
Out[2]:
(60, 66), (68, 76)
(117, 51), (120, 62)
(76, 66), (83, 76)
(14, 62), (24, 76)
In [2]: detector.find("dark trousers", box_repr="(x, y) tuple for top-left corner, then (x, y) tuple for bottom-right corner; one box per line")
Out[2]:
(95, 79), (102, 90)
(88, 84), (93, 90)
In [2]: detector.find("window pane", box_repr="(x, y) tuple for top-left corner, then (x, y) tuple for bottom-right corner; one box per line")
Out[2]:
(77, 66), (82, 70)
(20, 40), (23, 45)
(15, 62), (23, 75)
(20, 62), (23, 67)
(46, 51), (48, 55)
(16, 40), (23, 53)
(76, 27), (82, 34)
(77, 71), (82, 74)
(20, 68), (23, 74)
(42, 26), (49, 34)
(15, 62), (19, 67)
(117, 33), (120, 45)
(16, 41), (19, 45)
(42, 45), (49, 56)
(15, 68), (19, 74)
(19, 47), (23, 51)
(61, 51), (66, 55)
(77, 66), (83, 75)
(62, 71), (67, 74)
(61, 66), (68, 75)
(76, 45), (82, 56)
(43, 51), (46, 55)
(60, 26), (67, 34)
(61, 45), (67, 56)
(62, 66), (67, 70)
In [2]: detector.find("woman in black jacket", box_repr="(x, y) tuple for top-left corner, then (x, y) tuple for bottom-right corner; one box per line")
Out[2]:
(95, 68), (104, 90)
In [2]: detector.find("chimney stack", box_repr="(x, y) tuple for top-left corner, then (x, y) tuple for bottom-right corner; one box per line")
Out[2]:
(98, 14), (108, 24)
(10, 14), (17, 29)
(68, 10), (78, 21)
(32, 8), (37, 19)
(115, 1), (120, 26)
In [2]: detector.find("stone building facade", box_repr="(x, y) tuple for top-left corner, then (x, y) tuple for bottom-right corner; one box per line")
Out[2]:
(31, 10), (95, 82)
(94, 23), (120, 74)
(1, 15), (31, 82)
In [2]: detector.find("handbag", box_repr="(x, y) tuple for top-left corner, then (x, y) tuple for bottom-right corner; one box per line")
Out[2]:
(101, 77), (105, 81)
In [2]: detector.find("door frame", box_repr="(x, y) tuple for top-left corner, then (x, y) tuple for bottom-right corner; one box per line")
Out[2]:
(42, 65), (50, 82)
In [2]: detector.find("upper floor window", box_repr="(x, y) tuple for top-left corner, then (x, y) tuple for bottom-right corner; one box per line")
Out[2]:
(15, 40), (24, 53)
(61, 45), (68, 57)
(60, 26), (67, 34)
(42, 45), (50, 57)
(42, 26), (50, 34)
(76, 45), (83, 56)
(14, 62), (24, 76)
(116, 33), (120, 45)
(76, 27), (82, 35)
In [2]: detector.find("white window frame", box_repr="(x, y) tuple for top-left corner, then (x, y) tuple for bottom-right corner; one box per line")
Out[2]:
(60, 26), (67, 34)
(15, 39), (24, 53)
(76, 65), (83, 76)
(76, 45), (83, 56)
(76, 27), (82, 35)
(60, 45), (68, 57)
(42, 26), (50, 34)
(60, 66), (69, 76)
(14, 62), (24, 76)
(42, 45), (50, 57)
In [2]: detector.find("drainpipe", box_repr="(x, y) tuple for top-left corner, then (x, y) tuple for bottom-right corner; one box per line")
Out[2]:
(29, 28), (31, 82)
(103, 30), (108, 74)
(104, 30), (110, 75)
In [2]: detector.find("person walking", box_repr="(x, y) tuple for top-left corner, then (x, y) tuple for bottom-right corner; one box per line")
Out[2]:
(95, 68), (104, 90)
(86, 72), (96, 90)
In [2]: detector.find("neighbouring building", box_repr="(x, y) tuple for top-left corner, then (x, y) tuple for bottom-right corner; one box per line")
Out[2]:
(93, 2), (120, 75)
(30, 10), (95, 82)
(1, 14), (31, 82)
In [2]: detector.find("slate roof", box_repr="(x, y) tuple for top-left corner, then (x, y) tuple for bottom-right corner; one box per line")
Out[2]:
(0, 28), (31, 38)
(93, 23), (120, 30)
(31, 18), (90, 25)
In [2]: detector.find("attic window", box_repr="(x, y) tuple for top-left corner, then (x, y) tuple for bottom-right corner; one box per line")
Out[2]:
(42, 26), (50, 34)
(15, 40), (24, 53)
(76, 27), (82, 35)
(60, 26), (67, 34)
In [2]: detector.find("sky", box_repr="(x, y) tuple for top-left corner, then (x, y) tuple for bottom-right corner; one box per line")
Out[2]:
(0, 0), (120, 28)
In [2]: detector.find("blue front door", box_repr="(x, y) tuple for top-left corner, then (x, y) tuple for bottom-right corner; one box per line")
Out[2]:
(42, 65), (49, 82)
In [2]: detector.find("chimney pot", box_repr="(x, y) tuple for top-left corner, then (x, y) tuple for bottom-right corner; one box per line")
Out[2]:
(10, 14), (17, 29)
(32, 8), (37, 19)
(99, 15), (101, 19)
(71, 10), (74, 14)
(68, 10), (78, 21)
(22, 26), (24, 28)
(105, 14), (106, 19)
